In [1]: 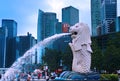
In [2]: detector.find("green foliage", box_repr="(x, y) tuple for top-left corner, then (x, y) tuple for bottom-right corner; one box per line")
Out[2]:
(91, 39), (103, 71)
(42, 46), (72, 72)
(103, 45), (120, 73)
(100, 74), (118, 81)
(92, 32), (120, 73)
(61, 46), (72, 70)
(103, 33), (120, 73)
(42, 48), (62, 71)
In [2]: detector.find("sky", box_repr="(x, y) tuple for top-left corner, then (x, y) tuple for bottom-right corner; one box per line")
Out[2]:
(0, 0), (120, 39)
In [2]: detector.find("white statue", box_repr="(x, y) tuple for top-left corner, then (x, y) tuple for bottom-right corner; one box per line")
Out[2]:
(69, 22), (92, 73)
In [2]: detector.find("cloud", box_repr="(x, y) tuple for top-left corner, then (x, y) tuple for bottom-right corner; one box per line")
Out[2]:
(17, 12), (38, 39)
(20, 0), (91, 38)
(45, 0), (91, 22)
(0, 0), (92, 38)
(118, 1), (120, 16)
(46, 0), (67, 21)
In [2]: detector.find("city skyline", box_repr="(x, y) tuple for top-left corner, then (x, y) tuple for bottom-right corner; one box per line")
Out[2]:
(0, 0), (120, 39)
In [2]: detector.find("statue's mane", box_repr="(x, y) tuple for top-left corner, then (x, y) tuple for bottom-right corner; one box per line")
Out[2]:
(72, 22), (91, 45)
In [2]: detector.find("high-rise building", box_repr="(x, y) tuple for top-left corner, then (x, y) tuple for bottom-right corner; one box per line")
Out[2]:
(37, 10), (58, 63)
(2, 19), (17, 67)
(2, 19), (17, 38)
(0, 27), (7, 68)
(14, 32), (37, 72)
(17, 32), (37, 63)
(56, 22), (62, 34)
(53, 35), (71, 52)
(101, 0), (117, 34)
(62, 6), (79, 26)
(37, 10), (58, 41)
(37, 10), (44, 42)
(91, 0), (101, 36)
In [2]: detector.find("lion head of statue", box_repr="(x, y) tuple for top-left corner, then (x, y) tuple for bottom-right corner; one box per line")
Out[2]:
(69, 22), (91, 46)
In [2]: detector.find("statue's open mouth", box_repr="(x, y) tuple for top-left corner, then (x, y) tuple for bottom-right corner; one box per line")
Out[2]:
(71, 32), (78, 35)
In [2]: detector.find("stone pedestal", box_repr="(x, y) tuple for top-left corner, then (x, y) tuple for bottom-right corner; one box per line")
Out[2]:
(55, 71), (100, 80)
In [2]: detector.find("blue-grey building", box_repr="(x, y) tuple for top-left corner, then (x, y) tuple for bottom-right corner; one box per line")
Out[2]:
(2, 19), (17, 67)
(101, 0), (117, 34)
(37, 10), (44, 42)
(91, 0), (101, 36)
(56, 22), (62, 34)
(116, 16), (120, 32)
(37, 10), (58, 63)
(2, 19), (17, 38)
(18, 32), (37, 63)
(15, 32), (37, 72)
(17, 33), (36, 57)
(0, 27), (7, 68)
(37, 10), (58, 41)
(53, 35), (71, 52)
(62, 6), (79, 26)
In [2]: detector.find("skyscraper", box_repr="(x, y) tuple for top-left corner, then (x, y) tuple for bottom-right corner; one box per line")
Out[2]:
(37, 10), (44, 42)
(91, 0), (101, 36)
(2, 19), (17, 67)
(0, 27), (7, 68)
(56, 22), (62, 34)
(101, 0), (117, 34)
(62, 6), (79, 26)
(37, 10), (58, 63)
(17, 32), (37, 65)
(2, 19), (17, 38)
(37, 10), (58, 41)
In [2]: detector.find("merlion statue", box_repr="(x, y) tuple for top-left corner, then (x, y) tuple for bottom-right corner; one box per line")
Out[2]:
(56, 22), (100, 80)
(69, 22), (92, 73)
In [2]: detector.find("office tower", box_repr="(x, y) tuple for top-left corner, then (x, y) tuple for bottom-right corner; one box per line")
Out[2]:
(56, 22), (62, 34)
(2, 19), (17, 38)
(101, 0), (117, 34)
(14, 33), (37, 72)
(0, 27), (7, 68)
(16, 32), (36, 72)
(17, 32), (36, 57)
(62, 6), (79, 26)
(91, 0), (101, 36)
(37, 10), (58, 63)
(2, 19), (17, 67)
(37, 10), (58, 41)
(53, 35), (71, 52)
(37, 10), (44, 42)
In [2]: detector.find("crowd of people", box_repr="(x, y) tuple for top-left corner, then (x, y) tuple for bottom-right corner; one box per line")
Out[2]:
(0, 69), (58, 81)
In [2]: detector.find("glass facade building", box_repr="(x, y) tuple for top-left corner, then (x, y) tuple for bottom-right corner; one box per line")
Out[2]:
(37, 10), (58, 63)
(91, 0), (101, 36)
(37, 10), (58, 41)
(2, 19), (17, 38)
(101, 0), (117, 34)
(0, 27), (7, 68)
(17, 32), (37, 64)
(2, 19), (17, 67)
(56, 22), (62, 34)
(62, 6), (79, 26)
(37, 10), (44, 42)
